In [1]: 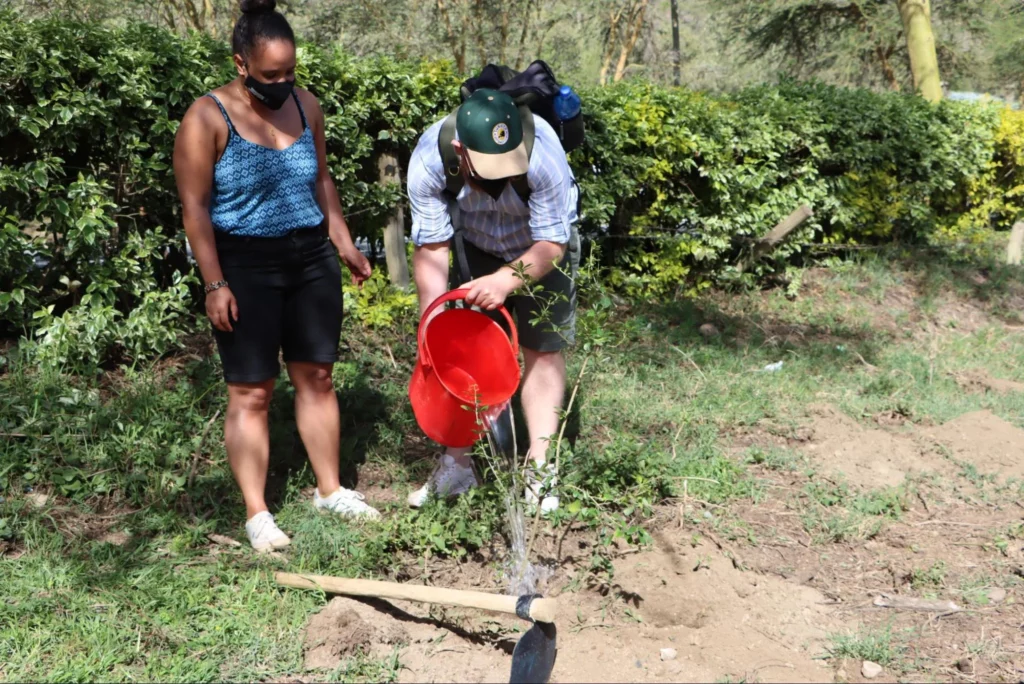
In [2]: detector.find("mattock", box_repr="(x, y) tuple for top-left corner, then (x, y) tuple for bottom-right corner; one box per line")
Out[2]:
(276, 572), (558, 683)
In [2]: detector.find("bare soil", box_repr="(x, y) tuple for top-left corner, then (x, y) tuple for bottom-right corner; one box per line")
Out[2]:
(802, 404), (955, 489)
(300, 444), (1024, 682)
(294, 266), (1024, 683)
(302, 534), (840, 683)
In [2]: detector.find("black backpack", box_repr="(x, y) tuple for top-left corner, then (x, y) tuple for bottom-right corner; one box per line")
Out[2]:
(438, 60), (585, 205)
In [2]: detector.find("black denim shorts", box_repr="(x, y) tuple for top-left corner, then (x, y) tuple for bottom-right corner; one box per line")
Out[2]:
(450, 226), (580, 353)
(211, 226), (342, 383)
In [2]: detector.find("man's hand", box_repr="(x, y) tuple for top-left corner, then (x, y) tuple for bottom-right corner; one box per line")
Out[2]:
(339, 241), (372, 286)
(463, 269), (520, 310)
(206, 287), (238, 332)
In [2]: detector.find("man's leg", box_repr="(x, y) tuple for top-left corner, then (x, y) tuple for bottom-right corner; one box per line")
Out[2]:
(521, 348), (567, 464)
(444, 233), (505, 468)
(512, 226), (579, 511)
(406, 234), (496, 507)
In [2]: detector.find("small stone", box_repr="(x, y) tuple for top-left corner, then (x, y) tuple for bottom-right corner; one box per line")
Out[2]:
(862, 661), (883, 679)
(698, 323), (720, 338)
(660, 648), (677, 661)
(27, 492), (49, 508)
(956, 659), (974, 675)
(635, 659), (643, 669)
(988, 588), (1008, 604)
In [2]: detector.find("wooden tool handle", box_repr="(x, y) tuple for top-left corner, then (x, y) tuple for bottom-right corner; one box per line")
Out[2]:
(275, 572), (557, 623)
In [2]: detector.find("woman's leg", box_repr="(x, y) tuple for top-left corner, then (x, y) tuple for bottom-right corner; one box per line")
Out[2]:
(280, 233), (378, 517)
(224, 379), (277, 519)
(286, 361), (342, 496)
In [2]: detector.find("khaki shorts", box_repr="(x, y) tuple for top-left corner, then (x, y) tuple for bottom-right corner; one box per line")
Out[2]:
(451, 227), (580, 353)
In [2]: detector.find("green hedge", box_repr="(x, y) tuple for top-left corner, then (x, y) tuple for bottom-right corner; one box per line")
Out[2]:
(1, 14), (1020, 367)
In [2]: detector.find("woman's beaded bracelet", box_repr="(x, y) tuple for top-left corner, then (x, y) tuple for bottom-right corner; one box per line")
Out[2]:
(204, 280), (228, 294)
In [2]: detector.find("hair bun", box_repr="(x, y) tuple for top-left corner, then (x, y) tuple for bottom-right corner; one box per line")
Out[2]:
(240, 0), (276, 14)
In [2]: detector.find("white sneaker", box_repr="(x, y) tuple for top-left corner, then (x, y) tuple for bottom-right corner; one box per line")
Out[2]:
(245, 511), (291, 552)
(525, 461), (559, 514)
(314, 488), (382, 520)
(408, 454), (479, 508)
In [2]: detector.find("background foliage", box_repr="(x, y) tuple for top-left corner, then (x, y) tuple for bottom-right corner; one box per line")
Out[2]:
(3, 13), (1024, 365)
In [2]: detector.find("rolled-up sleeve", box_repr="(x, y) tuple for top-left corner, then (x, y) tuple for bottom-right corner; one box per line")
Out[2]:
(408, 126), (454, 246)
(526, 128), (575, 245)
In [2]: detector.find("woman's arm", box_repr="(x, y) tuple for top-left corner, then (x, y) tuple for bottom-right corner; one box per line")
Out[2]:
(302, 89), (372, 285)
(173, 99), (238, 332)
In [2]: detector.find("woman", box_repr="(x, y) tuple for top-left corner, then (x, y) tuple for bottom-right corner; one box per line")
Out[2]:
(173, 0), (379, 551)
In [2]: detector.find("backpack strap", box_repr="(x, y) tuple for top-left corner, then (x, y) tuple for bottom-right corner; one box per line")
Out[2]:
(438, 109), (463, 200)
(519, 105), (536, 160)
(510, 106), (535, 205)
(437, 110), (473, 281)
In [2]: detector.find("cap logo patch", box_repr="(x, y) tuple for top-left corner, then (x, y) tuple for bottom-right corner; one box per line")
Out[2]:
(492, 123), (510, 145)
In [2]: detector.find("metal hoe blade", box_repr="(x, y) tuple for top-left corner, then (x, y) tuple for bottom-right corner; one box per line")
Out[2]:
(509, 621), (557, 684)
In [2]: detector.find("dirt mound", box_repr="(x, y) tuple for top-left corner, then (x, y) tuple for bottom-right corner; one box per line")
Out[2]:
(953, 369), (1024, 395)
(299, 538), (837, 683)
(572, 534), (837, 683)
(925, 410), (1024, 482)
(802, 405), (952, 488)
(302, 596), (511, 682)
(303, 597), (411, 670)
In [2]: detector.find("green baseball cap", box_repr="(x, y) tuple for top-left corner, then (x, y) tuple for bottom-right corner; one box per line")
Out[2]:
(455, 89), (529, 180)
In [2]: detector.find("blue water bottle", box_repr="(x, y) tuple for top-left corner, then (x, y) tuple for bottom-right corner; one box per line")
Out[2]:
(553, 85), (581, 121)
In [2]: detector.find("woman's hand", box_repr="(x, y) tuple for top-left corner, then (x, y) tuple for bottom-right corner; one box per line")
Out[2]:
(206, 287), (238, 332)
(339, 242), (372, 286)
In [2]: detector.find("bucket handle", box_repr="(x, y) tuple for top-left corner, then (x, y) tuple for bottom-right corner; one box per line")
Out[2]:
(418, 289), (519, 368)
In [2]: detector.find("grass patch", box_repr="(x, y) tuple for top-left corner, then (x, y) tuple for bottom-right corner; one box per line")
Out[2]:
(744, 446), (802, 472)
(908, 562), (947, 593)
(799, 480), (909, 544)
(827, 624), (909, 669)
(3, 250), (1024, 680)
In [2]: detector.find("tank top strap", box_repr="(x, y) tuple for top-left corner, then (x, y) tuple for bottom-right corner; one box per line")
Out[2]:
(206, 93), (238, 137)
(292, 91), (309, 131)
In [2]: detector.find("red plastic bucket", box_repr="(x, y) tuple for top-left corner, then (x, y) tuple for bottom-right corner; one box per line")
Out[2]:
(409, 289), (521, 448)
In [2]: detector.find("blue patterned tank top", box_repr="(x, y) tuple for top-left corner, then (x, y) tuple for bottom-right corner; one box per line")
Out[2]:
(207, 92), (325, 237)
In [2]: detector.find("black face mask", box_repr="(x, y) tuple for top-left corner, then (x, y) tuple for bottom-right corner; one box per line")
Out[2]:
(472, 177), (509, 200)
(244, 74), (295, 110)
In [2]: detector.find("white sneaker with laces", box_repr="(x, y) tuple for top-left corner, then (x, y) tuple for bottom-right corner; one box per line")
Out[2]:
(314, 487), (381, 520)
(525, 461), (559, 514)
(245, 511), (291, 552)
(408, 454), (479, 508)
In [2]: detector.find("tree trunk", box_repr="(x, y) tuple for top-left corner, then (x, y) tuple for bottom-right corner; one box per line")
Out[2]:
(437, 0), (466, 73)
(613, 0), (649, 83)
(877, 43), (901, 91)
(499, 5), (509, 64)
(377, 153), (410, 288)
(203, 0), (217, 37)
(896, 0), (942, 102)
(598, 9), (622, 86)
(170, 0), (202, 33)
(1008, 221), (1024, 266)
(670, 0), (681, 86)
(474, 0), (487, 68)
(513, 0), (535, 69)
